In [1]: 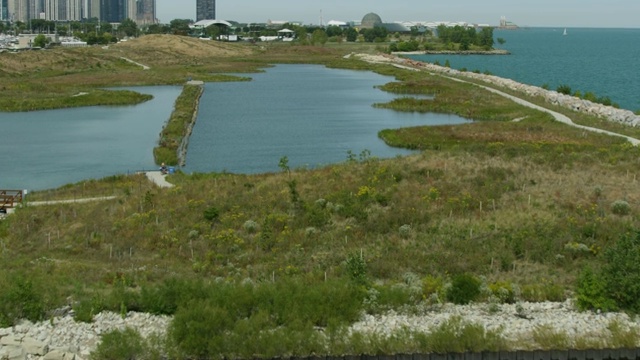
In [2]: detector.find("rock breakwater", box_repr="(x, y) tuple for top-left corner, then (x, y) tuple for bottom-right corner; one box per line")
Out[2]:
(2, 301), (639, 359)
(358, 54), (640, 127)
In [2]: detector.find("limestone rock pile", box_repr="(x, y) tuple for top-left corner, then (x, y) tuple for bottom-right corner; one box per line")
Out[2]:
(2, 301), (640, 359)
(359, 53), (640, 127)
(0, 311), (170, 360)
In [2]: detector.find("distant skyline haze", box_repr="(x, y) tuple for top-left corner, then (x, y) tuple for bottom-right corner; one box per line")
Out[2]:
(155, 0), (640, 28)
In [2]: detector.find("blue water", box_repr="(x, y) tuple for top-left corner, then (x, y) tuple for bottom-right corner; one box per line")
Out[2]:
(0, 66), (473, 191)
(0, 86), (182, 190)
(408, 28), (640, 111)
(185, 64), (470, 174)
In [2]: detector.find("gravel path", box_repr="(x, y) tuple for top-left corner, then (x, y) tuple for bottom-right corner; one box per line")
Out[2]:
(145, 171), (175, 188)
(355, 53), (640, 146)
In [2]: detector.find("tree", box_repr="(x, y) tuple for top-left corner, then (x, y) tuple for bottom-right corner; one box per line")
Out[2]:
(145, 23), (169, 34)
(33, 34), (49, 48)
(118, 18), (138, 37)
(345, 27), (358, 42)
(170, 19), (192, 36)
(293, 26), (307, 44)
(497, 37), (506, 45)
(325, 25), (343, 37)
(479, 27), (494, 49)
(310, 28), (328, 45)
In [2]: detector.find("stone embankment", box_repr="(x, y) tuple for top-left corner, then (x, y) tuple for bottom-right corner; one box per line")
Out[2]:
(0, 311), (170, 360)
(359, 54), (640, 127)
(2, 301), (639, 359)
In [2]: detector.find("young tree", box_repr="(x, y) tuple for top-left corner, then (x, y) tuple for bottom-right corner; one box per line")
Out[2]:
(33, 34), (49, 48)
(310, 28), (328, 45)
(345, 27), (358, 42)
(118, 18), (138, 37)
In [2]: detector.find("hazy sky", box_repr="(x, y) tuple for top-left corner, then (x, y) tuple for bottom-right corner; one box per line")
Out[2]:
(155, 0), (639, 28)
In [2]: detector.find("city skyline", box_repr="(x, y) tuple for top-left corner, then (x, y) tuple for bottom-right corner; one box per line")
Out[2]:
(155, 0), (640, 28)
(2, 0), (156, 23)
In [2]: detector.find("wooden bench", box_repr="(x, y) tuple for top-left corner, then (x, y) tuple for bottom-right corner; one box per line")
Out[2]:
(0, 190), (23, 212)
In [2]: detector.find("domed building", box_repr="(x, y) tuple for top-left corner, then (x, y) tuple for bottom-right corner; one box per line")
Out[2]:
(361, 13), (383, 29)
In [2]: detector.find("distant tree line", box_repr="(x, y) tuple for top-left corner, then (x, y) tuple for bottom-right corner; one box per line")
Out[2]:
(0, 18), (395, 44)
(436, 25), (495, 50)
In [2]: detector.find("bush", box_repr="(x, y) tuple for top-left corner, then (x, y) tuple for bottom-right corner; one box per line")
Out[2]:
(422, 316), (506, 353)
(91, 327), (148, 360)
(446, 273), (481, 305)
(556, 84), (572, 95)
(603, 231), (640, 312)
(611, 200), (631, 216)
(345, 252), (368, 285)
(575, 267), (617, 312)
(0, 277), (46, 327)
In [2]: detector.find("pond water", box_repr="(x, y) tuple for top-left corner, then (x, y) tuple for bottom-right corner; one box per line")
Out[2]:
(0, 86), (182, 191)
(1, 65), (473, 191)
(185, 64), (470, 174)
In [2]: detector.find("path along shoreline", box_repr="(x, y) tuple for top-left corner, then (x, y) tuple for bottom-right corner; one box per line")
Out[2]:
(354, 53), (640, 141)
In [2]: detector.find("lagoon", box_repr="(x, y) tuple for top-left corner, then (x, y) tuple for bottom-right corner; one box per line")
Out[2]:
(1, 65), (472, 191)
(185, 64), (470, 174)
(0, 86), (182, 191)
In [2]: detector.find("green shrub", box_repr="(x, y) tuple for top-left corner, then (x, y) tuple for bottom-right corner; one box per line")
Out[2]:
(423, 316), (506, 353)
(203, 206), (220, 222)
(0, 276), (45, 327)
(91, 327), (148, 360)
(447, 274), (481, 305)
(345, 252), (368, 285)
(603, 231), (640, 312)
(611, 200), (631, 216)
(556, 84), (572, 95)
(170, 300), (233, 359)
(422, 275), (445, 303)
(73, 294), (106, 323)
(488, 281), (517, 304)
(575, 267), (617, 312)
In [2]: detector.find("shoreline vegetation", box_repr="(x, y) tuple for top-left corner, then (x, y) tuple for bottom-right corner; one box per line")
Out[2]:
(153, 83), (204, 167)
(3, 35), (640, 359)
(395, 49), (510, 55)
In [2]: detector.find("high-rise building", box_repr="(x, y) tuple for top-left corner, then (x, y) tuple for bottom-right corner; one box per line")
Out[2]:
(135, 0), (154, 24)
(1, 0), (8, 20)
(100, 0), (124, 22)
(28, 0), (44, 20)
(124, 0), (134, 20)
(196, 0), (214, 21)
(8, 0), (29, 22)
(87, 0), (99, 19)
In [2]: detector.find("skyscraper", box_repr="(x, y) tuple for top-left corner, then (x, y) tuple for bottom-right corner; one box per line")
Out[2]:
(1, 0), (8, 20)
(100, 0), (124, 22)
(196, 0), (214, 21)
(9, 0), (29, 22)
(136, 0), (154, 24)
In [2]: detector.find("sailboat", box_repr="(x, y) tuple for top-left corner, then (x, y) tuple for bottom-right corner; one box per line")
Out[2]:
(563, 28), (568, 36)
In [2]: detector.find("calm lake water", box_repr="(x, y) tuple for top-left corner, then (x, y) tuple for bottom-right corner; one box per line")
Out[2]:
(185, 64), (470, 174)
(1, 65), (472, 191)
(0, 86), (182, 191)
(408, 28), (640, 111)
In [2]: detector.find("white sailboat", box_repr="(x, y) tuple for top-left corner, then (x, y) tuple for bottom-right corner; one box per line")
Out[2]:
(563, 28), (568, 36)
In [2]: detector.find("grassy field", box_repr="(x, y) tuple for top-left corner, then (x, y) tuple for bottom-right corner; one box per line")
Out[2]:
(2, 35), (640, 357)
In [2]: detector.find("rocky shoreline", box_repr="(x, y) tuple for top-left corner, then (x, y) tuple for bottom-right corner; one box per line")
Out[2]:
(396, 49), (511, 55)
(2, 300), (639, 359)
(362, 54), (640, 128)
